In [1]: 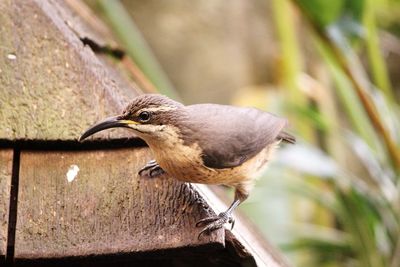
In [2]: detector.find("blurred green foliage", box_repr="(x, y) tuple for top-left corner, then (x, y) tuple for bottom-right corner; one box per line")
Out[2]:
(272, 0), (400, 266)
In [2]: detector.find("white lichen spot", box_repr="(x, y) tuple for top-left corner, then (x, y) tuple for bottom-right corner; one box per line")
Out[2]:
(66, 164), (80, 182)
(7, 53), (16, 60)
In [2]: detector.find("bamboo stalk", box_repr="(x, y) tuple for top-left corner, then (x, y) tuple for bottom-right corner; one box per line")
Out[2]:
(271, 0), (313, 140)
(364, 0), (394, 100)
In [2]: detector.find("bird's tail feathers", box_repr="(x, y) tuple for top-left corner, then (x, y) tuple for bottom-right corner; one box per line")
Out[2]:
(278, 131), (296, 144)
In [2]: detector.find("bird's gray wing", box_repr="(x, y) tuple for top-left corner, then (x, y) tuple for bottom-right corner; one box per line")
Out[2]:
(183, 104), (290, 169)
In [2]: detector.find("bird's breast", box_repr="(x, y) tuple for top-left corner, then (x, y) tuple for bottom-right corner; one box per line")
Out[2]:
(149, 137), (212, 183)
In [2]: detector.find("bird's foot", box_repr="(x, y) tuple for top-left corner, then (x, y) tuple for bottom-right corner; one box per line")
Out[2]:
(138, 160), (165, 178)
(196, 211), (235, 239)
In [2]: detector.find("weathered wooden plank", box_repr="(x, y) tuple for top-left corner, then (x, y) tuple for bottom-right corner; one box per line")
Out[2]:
(0, 150), (13, 262)
(0, 0), (141, 141)
(15, 148), (224, 260)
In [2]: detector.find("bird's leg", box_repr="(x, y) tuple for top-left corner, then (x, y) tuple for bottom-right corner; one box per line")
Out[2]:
(138, 159), (165, 178)
(196, 187), (249, 239)
(196, 199), (240, 237)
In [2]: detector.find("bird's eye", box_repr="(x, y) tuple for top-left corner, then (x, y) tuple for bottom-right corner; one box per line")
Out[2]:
(138, 111), (151, 122)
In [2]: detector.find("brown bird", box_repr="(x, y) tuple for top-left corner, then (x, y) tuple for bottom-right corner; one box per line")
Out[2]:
(79, 94), (295, 237)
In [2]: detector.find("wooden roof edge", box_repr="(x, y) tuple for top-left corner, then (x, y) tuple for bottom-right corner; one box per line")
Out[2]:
(34, 0), (138, 111)
(0, 0), (142, 141)
(194, 184), (291, 267)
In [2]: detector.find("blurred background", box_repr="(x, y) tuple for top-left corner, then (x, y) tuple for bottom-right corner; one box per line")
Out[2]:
(84, 0), (400, 266)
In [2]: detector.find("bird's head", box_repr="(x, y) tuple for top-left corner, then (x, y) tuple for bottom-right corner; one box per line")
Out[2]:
(79, 94), (185, 142)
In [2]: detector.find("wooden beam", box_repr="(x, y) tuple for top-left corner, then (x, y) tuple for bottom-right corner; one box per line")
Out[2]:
(0, 150), (13, 263)
(15, 148), (224, 260)
(0, 0), (141, 141)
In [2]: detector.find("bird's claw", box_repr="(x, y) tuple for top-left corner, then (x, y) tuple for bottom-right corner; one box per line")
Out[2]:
(196, 212), (235, 239)
(138, 160), (165, 178)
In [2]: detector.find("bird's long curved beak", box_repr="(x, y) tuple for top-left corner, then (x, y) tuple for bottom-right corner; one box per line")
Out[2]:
(78, 116), (138, 141)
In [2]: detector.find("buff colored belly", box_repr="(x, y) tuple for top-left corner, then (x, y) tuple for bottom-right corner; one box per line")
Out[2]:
(152, 141), (279, 187)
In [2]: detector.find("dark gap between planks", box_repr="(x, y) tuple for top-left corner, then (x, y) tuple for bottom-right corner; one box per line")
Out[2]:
(0, 138), (147, 151)
(5, 148), (21, 267)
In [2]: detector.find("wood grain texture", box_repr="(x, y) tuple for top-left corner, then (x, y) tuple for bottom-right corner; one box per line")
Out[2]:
(15, 148), (224, 260)
(0, 150), (13, 262)
(0, 0), (141, 141)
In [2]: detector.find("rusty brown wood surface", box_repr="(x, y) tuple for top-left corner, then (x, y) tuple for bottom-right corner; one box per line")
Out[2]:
(15, 148), (224, 260)
(0, 0), (141, 141)
(0, 150), (13, 262)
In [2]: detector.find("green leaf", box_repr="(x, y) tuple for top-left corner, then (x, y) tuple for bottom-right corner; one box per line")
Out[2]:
(335, 188), (387, 267)
(344, 0), (365, 22)
(295, 0), (365, 38)
(334, 0), (366, 39)
(283, 226), (353, 265)
(296, 0), (344, 27)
